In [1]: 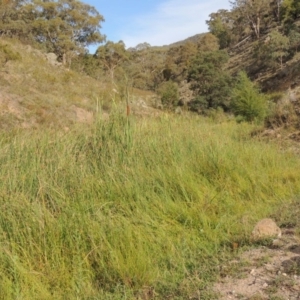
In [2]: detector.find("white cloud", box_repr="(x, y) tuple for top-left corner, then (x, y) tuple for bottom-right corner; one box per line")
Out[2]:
(120, 0), (231, 48)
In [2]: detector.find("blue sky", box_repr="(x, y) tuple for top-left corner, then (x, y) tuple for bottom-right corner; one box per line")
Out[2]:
(84, 0), (231, 52)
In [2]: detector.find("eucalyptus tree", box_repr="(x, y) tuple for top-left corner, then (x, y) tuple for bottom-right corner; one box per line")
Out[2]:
(206, 9), (234, 48)
(31, 0), (105, 63)
(95, 40), (129, 83)
(188, 50), (233, 111)
(230, 0), (273, 39)
(0, 0), (32, 38)
(0, 0), (105, 64)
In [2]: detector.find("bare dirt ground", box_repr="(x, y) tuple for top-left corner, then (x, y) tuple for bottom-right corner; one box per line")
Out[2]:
(214, 228), (300, 300)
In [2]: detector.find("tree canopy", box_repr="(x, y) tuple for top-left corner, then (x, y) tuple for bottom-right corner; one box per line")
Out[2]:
(95, 41), (129, 82)
(188, 50), (232, 111)
(0, 0), (105, 62)
(206, 9), (234, 49)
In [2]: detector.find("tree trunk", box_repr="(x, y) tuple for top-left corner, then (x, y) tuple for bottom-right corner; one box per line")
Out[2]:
(256, 15), (260, 38)
(276, 0), (281, 23)
(62, 53), (66, 65)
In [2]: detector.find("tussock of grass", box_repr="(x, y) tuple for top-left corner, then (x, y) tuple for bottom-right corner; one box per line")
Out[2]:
(0, 114), (300, 299)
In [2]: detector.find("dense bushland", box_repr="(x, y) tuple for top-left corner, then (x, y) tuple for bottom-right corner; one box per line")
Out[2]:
(0, 113), (300, 299)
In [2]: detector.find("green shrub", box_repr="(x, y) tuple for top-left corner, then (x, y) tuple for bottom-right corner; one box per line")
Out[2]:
(0, 44), (21, 65)
(266, 96), (298, 127)
(267, 91), (285, 103)
(231, 71), (268, 123)
(157, 80), (179, 109)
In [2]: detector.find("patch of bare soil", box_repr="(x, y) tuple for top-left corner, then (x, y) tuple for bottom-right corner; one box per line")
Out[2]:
(214, 229), (300, 300)
(0, 91), (33, 129)
(69, 105), (94, 124)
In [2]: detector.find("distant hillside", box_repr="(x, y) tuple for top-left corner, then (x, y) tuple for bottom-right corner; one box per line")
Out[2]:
(148, 33), (206, 51)
(167, 33), (206, 48)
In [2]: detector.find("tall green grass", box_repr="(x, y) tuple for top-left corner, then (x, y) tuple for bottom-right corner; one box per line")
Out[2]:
(0, 113), (299, 299)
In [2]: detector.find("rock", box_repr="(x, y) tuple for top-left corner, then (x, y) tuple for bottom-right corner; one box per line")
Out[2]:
(136, 98), (147, 107)
(282, 257), (300, 274)
(251, 218), (281, 241)
(175, 107), (182, 114)
(45, 52), (62, 66)
(272, 238), (285, 248)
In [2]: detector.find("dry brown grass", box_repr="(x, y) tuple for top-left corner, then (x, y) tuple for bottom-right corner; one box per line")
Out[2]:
(0, 38), (155, 129)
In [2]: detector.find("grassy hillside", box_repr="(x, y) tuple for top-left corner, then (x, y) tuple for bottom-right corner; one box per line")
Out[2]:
(0, 112), (300, 299)
(0, 40), (93, 128)
(0, 38), (155, 130)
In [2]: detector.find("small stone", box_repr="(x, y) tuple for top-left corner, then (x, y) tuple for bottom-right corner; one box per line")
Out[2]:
(272, 239), (285, 248)
(250, 269), (256, 276)
(251, 218), (281, 241)
(283, 273), (287, 276)
(263, 282), (268, 288)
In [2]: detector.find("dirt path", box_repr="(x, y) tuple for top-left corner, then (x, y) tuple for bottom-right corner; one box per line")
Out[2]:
(214, 229), (300, 299)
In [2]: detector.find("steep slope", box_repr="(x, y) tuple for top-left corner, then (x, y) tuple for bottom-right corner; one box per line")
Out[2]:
(227, 35), (300, 94)
(0, 38), (156, 130)
(0, 39), (105, 129)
